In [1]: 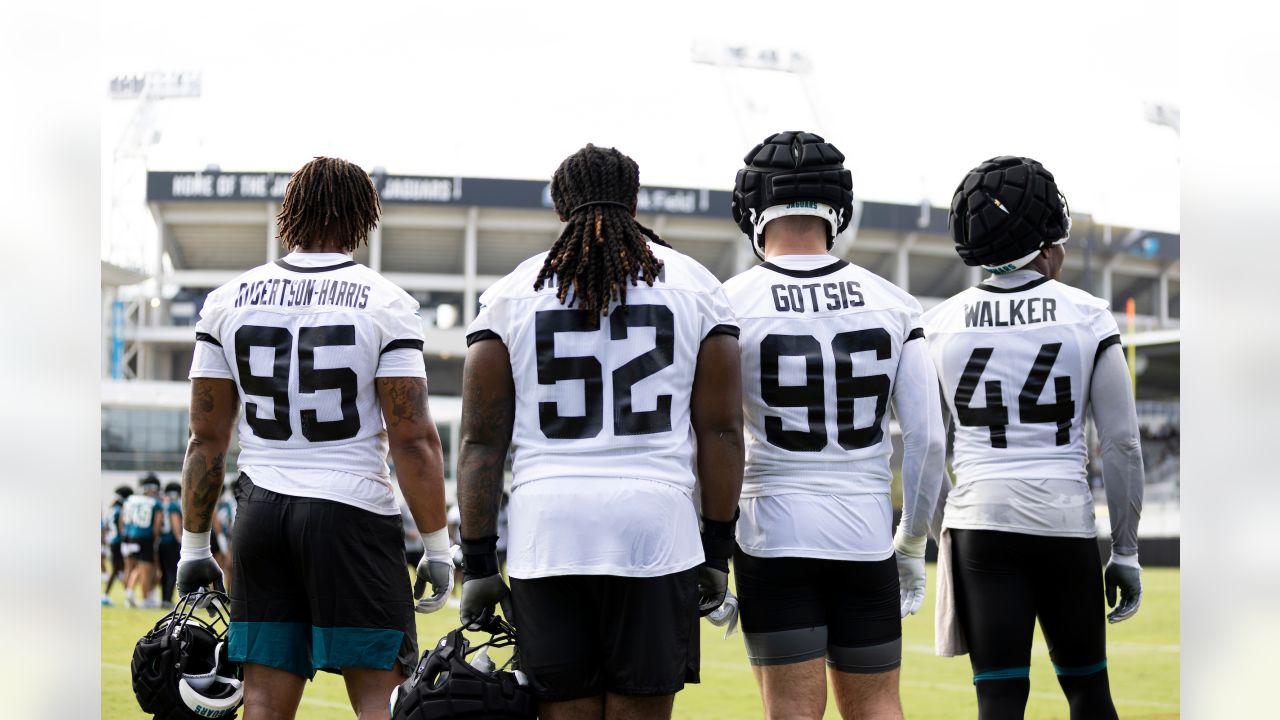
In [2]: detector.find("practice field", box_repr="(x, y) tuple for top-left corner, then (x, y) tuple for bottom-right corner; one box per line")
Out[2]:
(102, 566), (1178, 719)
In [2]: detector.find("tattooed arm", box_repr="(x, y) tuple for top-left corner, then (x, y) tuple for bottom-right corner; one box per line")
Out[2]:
(456, 339), (515, 541)
(181, 378), (238, 533)
(377, 377), (447, 534)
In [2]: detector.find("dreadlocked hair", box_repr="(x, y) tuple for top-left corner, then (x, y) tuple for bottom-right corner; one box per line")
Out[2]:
(276, 156), (381, 253)
(533, 144), (671, 320)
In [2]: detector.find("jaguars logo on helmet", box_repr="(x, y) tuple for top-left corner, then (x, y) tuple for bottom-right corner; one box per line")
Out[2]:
(131, 590), (244, 719)
(948, 155), (1071, 274)
(390, 615), (536, 720)
(731, 130), (854, 254)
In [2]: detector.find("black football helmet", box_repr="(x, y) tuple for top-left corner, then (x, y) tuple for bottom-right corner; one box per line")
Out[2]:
(131, 590), (244, 719)
(731, 130), (854, 252)
(390, 615), (536, 720)
(948, 155), (1071, 273)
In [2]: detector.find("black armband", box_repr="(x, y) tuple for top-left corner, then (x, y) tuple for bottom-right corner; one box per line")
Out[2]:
(700, 510), (739, 573)
(460, 535), (500, 580)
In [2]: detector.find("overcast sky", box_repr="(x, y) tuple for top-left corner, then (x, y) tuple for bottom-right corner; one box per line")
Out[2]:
(102, 0), (1178, 267)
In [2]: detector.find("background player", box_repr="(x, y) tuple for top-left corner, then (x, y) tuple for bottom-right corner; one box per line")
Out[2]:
(120, 473), (162, 608)
(157, 481), (182, 607)
(924, 156), (1144, 720)
(174, 156), (454, 720)
(457, 144), (745, 720)
(724, 131), (946, 720)
(102, 484), (132, 605)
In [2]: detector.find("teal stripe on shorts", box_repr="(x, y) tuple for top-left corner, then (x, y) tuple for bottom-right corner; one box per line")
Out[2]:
(973, 666), (1031, 683)
(1053, 659), (1108, 677)
(311, 626), (406, 673)
(229, 621), (314, 680)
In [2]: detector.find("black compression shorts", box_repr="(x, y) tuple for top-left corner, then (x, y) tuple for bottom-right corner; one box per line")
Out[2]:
(734, 549), (901, 673)
(950, 529), (1109, 683)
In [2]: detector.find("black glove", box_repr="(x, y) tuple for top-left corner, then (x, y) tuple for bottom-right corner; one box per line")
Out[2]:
(458, 536), (510, 630)
(176, 555), (225, 597)
(697, 512), (737, 617)
(1104, 554), (1143, 624)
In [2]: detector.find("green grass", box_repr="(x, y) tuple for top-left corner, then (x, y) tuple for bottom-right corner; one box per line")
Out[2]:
(102, 566), (1179, 719)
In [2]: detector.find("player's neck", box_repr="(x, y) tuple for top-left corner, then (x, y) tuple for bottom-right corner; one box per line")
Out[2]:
(762, 234), (828, 259)
(291, 240), (351, 255)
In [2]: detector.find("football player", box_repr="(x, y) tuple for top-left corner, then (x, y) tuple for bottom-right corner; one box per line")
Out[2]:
(102, 485), (132, 605)
(724, 131), (947, 720)
(175, 157), (454, 720)
(457, 144), (744, 720)
(157, 481), (182, 607)
(923, 157), (1144, 720)
(121, 474), (162, 608)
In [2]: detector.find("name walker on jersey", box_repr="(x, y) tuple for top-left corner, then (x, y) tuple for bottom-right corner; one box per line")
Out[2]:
(235, 277), (372, 309)
(963, 297), (1057, 328)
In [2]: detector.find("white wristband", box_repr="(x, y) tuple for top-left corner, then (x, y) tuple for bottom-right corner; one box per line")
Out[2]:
(893, 528), (928, 558)
(422, 526), (451, 559)
(180, 530), (212, 560)
(1110, 551), (1140, 568)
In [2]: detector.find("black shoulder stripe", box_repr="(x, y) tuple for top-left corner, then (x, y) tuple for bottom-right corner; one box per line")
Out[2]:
(380, 339), (425, 355)
(465, 329), (501, 347)
(195, 332), (222, 348)
(274, 258), (357, 273)
(1094, 334), (1122, 366)
(905, 327), (925, 342)
(706, 323), (740, 339)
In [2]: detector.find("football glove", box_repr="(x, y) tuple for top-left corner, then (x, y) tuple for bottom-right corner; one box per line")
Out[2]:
(413, 528), (455, 614)
(176, 530), (225, 597)
(458, 536), (510, 630)
(893, 528), (928, 617)
(698, 513), (737, 617)
(706, 590), (740, 638)
(1104, 552), (1142, 623)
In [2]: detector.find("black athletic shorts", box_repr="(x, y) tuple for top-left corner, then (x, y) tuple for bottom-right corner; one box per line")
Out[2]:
(110, 540), (124, 572)
(950, 529), (1109, 683)
(734, 548), (902, 673)
(509, 567), (700, 701)
(228, 473), (417, 680)
(122, 538), (156, 564)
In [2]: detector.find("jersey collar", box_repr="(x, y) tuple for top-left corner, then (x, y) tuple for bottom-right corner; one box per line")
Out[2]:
(275, 251), (357, 273)
(759, 257), (849, 278)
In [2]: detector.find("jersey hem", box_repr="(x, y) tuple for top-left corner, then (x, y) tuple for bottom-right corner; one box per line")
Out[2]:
(736, 544), (894, 562)
(941, 521), (1097, 539)
(506, 556), (702, 580)
(240, 469), (400, 516)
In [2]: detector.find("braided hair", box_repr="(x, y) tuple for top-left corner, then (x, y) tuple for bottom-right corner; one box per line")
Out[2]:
(533, 144), (670, 319)
(276, 156), (381, 253)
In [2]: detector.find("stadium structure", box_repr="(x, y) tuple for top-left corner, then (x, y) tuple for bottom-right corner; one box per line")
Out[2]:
(101, 168), (1180, 558)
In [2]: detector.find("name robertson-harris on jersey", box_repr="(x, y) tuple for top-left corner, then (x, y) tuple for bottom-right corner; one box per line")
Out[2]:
(234, 277), (372, 310)
(963, 297), (1057, 328)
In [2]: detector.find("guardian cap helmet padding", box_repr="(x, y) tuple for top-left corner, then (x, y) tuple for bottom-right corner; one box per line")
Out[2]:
(732, 131), (854, 251)
(131, 591), (244, 719)
(948, 156), (1071, 273)
(390, 616), (537, 720)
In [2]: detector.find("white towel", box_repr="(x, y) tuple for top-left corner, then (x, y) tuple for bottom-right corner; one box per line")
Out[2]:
(934, 527), (969, 657)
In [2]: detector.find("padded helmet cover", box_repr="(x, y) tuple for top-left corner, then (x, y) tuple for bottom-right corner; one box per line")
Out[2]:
(732, 131), (854, 243)
(391, 624), (536, 720)
(948, 155), (1070, 268)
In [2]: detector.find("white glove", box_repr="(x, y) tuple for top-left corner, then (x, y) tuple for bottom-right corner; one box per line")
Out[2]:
(706, 590), (740, 638)
(893, 529), (927, 617)
(413, 527), (454, 614)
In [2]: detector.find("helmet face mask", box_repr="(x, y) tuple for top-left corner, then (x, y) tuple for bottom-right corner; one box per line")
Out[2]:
(390, 616), (537, 720)
(132, 591), (244, 719)
(948, 155), (1071, 273)
(731, 131), (854, 255)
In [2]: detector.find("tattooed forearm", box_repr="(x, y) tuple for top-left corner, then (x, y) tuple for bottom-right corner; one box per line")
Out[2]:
(456, 344), (515, 541)
(181, 440), (225, 533)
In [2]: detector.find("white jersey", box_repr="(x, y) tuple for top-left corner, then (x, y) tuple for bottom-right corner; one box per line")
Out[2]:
(723, 254), (936, 560)
(189, 251), (427, 515)
(923, 269), (1121, 537)
(465, 242), (738, 578)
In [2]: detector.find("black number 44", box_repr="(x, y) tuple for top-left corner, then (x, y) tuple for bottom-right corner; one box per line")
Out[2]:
(954, 343), (1074, 448)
